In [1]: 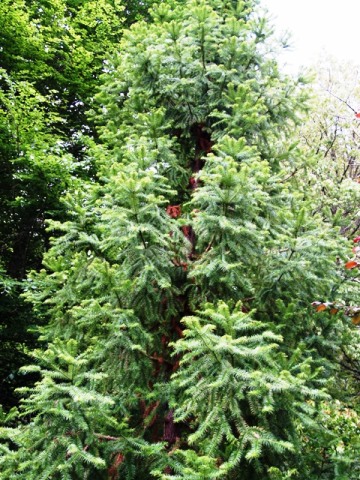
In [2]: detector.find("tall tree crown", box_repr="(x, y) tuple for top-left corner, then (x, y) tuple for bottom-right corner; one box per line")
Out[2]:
(0, 1), (358, 479)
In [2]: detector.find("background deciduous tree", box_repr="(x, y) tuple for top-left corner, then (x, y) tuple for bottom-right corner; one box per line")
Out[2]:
(0, 0), (158, 408)
(282, 57), (360, 235)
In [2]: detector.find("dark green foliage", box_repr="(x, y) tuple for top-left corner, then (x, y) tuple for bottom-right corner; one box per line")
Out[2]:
(0, 0), (158, 408)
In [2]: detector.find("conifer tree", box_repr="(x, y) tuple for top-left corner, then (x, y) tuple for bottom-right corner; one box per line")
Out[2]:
(0, 0), (357, 478)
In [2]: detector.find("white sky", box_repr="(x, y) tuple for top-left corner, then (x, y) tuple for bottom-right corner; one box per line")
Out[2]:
(261, 0), (360, 72)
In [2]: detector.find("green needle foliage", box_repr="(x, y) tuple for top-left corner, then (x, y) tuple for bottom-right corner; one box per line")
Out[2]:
(0, 0), (358, 478)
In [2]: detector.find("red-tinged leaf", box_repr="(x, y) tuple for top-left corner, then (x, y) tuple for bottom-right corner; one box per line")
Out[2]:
(345, 260), (359, 269)
(353, 236), (360, 243)
(330, 308), (339, 315)
(355, 112), (360, 118)
(166, 205), (181, 219)
(312, 301), (333, 311)
(316, 304), (327, 312)
(352, 314), (360, 325)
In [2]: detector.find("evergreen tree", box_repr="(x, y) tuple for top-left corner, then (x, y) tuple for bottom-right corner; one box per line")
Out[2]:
(0, 0), (357, 478)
